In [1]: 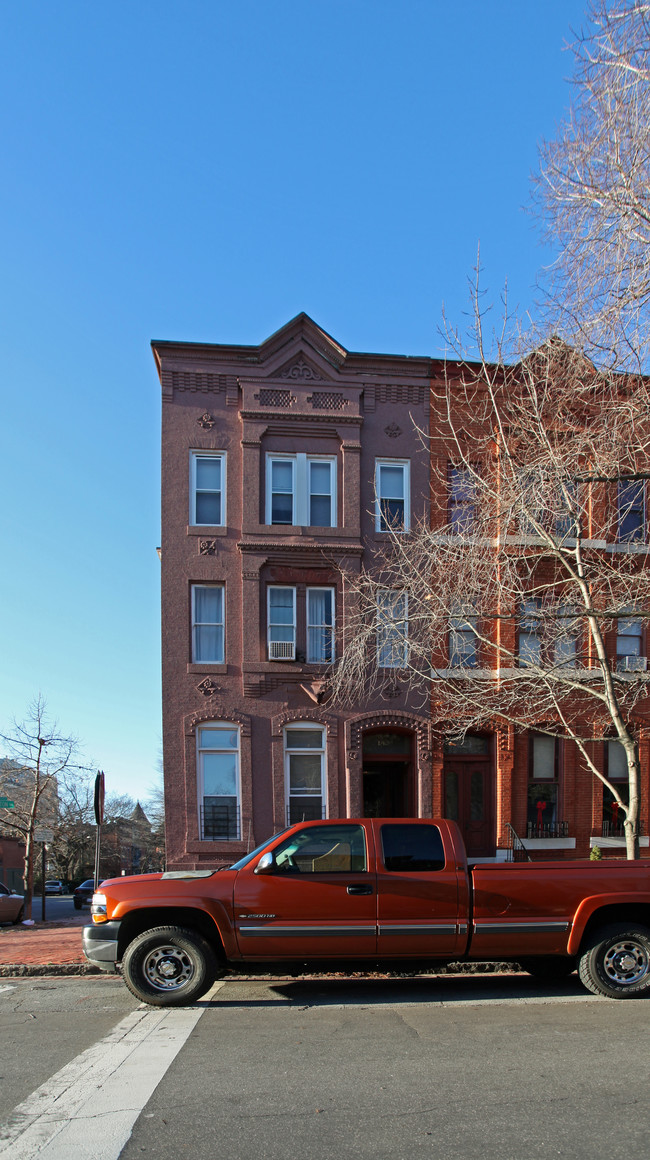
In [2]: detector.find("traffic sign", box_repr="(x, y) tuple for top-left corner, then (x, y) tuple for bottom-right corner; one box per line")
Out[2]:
(0, 797), (15, 808)
(34, 828), (54, 843)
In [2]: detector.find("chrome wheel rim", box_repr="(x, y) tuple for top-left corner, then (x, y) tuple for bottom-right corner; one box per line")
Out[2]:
(603, 939), (649, 987)
(142, 944), (195, 991)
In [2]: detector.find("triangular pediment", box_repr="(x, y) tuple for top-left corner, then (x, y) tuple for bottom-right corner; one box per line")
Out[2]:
(257, 313), (348, 380)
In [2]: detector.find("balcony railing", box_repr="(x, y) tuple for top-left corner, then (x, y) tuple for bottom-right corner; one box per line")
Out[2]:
(526, 821), (570, 839)
(601, 820), (646, 838)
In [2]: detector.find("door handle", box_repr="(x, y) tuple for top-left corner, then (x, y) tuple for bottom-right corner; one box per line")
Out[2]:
(347, 884), (373, 895)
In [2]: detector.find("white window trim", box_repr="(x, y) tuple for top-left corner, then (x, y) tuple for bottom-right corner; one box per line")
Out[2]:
(267, 586), (297, 660)
(265, 453), (337, 528)
(197, 722), (241, 842)
(191, 584), (225, 664)
(375, 459), (410, 532)
(377, 589), (408, 668)
(190, 450), (226, 527)
(306, 586), (336, 664)
(283, 723), (327, 824)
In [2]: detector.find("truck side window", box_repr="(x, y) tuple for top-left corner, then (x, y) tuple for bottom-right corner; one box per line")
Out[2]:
(273, 824), (367, 873)
(380, 824), (445, 872)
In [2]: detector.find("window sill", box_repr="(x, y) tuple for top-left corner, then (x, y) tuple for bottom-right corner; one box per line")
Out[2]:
(607, 542), (649, 555)
(187, 525), (228, 536)
(187, 663), (228, 674)
(589, 836), (649, 848)
(186, 841), (247, 853)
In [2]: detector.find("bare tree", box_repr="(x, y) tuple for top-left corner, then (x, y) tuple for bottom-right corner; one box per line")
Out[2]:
(329, 286), (650, 859)
(0, 696), (89, 916)
(533, 0), (650, 370)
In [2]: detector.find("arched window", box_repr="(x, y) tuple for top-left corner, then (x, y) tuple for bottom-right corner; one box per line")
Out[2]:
(283, 724), (327, 825)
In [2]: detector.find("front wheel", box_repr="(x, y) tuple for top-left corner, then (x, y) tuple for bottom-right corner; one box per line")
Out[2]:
(578, 923), (650, 999)
(122, 925), (222, 1006)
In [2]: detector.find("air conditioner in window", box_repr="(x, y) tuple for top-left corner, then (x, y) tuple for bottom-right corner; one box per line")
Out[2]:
(617, 655), (648, 672)
(268, 641), (295, 661)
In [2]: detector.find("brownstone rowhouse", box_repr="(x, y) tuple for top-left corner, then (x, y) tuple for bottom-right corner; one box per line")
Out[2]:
(153, 315), (433, 869)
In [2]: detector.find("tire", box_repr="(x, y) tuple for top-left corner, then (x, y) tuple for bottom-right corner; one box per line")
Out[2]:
(12, 906), (24, 925)
(578, 923), (650, 999)
(73, 900), (82, 910)
(122, 925), (221, 1006)
(519, 956), (576, 981)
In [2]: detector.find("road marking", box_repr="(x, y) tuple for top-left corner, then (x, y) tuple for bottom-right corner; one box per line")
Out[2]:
(0, 981), (225, 1160)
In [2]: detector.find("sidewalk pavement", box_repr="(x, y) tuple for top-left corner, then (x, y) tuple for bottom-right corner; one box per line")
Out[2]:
(0, 912), (100, 977)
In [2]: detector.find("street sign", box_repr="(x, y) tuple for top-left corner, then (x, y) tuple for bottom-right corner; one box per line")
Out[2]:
(94, 771), (105, 826)
(0, 797), (15, 808)
(34, 828), (54, 843)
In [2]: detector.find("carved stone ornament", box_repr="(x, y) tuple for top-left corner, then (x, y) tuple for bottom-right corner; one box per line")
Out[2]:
(382, 680), (402, 699)
(196, 678), (220, 697)
(199, 539), (217, 555)
(197, 412), (216, 429)
(385, 422), (403, 438)
(280, 356), (323, 381)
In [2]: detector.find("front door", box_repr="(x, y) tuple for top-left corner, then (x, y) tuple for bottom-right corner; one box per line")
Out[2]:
(444, 737), (495, 858)
(362, 730), (413, 817)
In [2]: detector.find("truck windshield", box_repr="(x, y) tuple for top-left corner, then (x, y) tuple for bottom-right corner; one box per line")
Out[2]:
(228, 830), (290, 872)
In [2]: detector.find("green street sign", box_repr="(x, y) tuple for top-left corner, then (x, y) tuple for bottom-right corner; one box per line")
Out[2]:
(0, 797), (15, 808)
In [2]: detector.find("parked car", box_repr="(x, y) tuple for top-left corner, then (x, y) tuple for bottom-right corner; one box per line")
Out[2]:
(44, 879), (65, 895)
(0, 882), (24, 925)
(74, 879), (103, 909)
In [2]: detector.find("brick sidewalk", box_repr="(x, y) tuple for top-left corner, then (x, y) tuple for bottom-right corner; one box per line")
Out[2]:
(0, 913), (99, 975)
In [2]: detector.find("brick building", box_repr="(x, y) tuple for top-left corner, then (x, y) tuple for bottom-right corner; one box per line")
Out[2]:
(154, 316), (649, 866)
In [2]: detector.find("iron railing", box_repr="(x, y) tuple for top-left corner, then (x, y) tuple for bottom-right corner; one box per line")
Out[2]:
(503, 823), (532, 862)
(526, 821), (570, 839)
(200, 803), (240, 841)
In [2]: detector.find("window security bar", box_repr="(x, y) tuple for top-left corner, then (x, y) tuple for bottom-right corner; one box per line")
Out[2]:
(200, 803), (241, 842)
(286, 803), (327, 826)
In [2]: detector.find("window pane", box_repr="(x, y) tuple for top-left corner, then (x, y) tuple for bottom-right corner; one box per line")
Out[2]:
(608, 740), (629, 780)
(194, 625), (224, 662)
(202, 752), (237, 796)
(271, 493), (293, 524)
(269, 589), (294, 621)
(380, 824), (445, 872)
(199, 728), (238, 749)
(272, 461), (293, 489)
(289, 797), (323, 823)
(618, 480), (645, 541)
(289, 754), (322, 793)
(519, 633), (542, 666)
(194, 586), (222, 622)
(310, 494), (332, 526)
(285, 729), (324, 749)
(310, 462), (331, 492)
(196, 492), (221, 524)
(379, 466), (405, 499)
(532, 735), (556, 779)
(527, 783), (558, 829)
(379, 498), (405, 531)
(203, 797), (238, 840)
(363, 732), (411, 755)
(196, 458), (221, 489)
(273, 824), (366, 873)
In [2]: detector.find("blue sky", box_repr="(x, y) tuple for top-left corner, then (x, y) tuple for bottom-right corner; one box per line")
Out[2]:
(0, 0), (587, 801)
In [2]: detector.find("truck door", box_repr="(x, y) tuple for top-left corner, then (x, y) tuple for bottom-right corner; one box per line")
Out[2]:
(374, 821), (463, 959)
(233, 822), (377, 958)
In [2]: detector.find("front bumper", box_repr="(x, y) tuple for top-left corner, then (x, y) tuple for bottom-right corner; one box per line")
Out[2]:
(82, 921), (122, 972)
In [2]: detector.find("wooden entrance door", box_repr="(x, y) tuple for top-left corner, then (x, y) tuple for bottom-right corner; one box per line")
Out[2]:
(443, 746), (494, 858)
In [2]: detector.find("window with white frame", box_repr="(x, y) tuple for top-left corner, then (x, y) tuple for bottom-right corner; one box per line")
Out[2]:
(268, 587), (296, 660)
(603, 739), (630, 835)
(527, 734), (560, 836)
(190, 451), (225, 526)
(266, 454), (336, 527)
(377, 589), (408, 667)
(448, 466), (476, 533)
(284, 725), (326, 824)
(519, 598), (542, 666)
(375, 460), (410, 532)
(616, 609), (645, 671)
(192, 585), (224, 663)
(198, 724), (240, 840)
(306, 588), (335, 663)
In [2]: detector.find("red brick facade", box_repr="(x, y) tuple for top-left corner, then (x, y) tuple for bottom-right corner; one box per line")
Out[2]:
(154, 316), (648, 866)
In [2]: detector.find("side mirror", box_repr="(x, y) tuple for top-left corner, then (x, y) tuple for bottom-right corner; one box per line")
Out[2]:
(254, 851), (275, 875)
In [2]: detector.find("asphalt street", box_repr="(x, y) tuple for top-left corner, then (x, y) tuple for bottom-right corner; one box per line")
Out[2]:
(1, 973), (649, 1160)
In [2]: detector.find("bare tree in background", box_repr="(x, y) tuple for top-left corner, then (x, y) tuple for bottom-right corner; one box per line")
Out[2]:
(329, 288), (650, 859)
(533, 0), (650, 370)
(0, 696), (88, 916)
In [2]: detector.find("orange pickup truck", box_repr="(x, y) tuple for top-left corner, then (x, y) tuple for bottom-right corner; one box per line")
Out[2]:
(82, 817), (650, 1005)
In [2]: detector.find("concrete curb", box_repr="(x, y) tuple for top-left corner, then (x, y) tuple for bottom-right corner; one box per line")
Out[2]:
(0, 961), (522, 980)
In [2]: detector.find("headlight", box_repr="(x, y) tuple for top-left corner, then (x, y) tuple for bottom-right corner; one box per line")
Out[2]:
(92, 893), (106, 906)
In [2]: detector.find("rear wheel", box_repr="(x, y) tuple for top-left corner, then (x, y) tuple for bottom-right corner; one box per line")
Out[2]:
(518, 956), (576, 980)
(578, 923), (650, 999)
(122, 925), (222, 1006)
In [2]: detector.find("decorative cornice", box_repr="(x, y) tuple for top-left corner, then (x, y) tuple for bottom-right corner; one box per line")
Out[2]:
(239, 410), (361, 426)
(237, 540), (364, 557)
